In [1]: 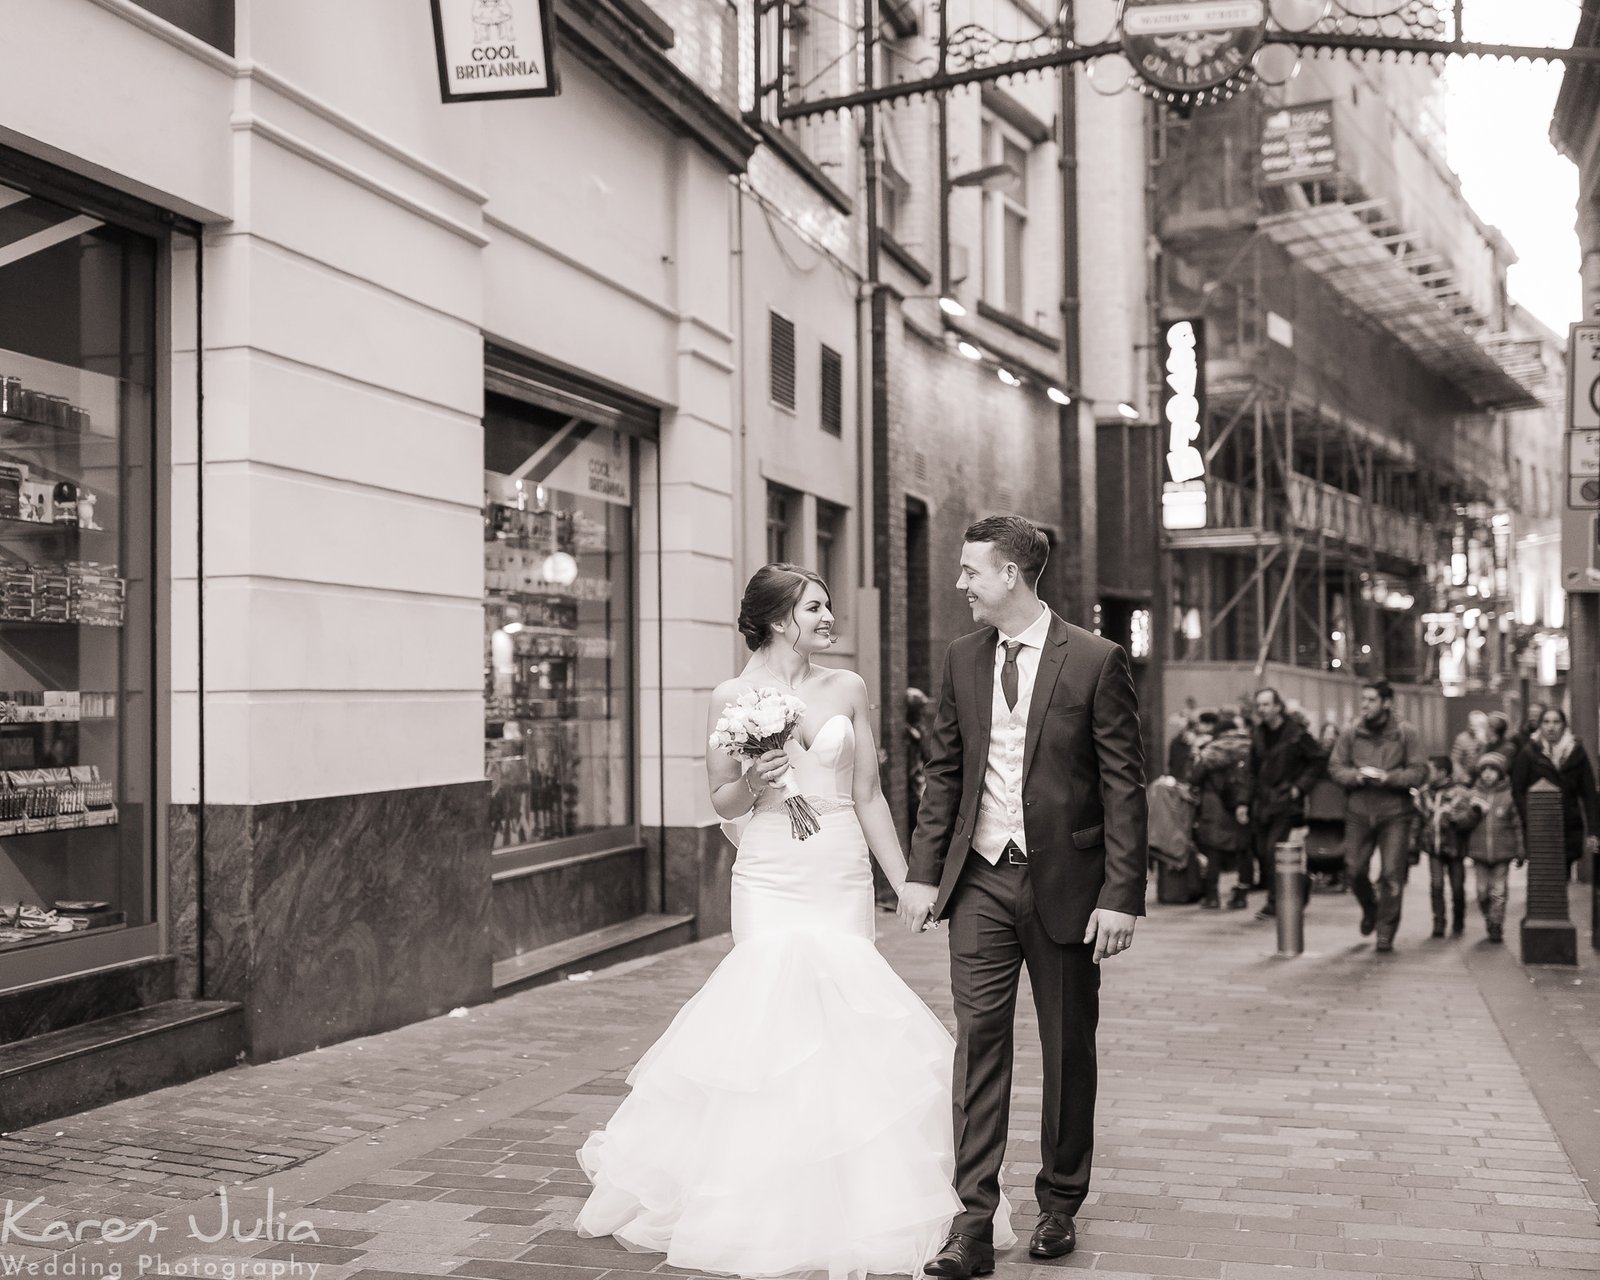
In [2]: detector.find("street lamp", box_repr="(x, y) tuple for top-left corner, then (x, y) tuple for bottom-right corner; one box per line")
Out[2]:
(938, 295), (967, 317)
(1047, 386), (1072, 406)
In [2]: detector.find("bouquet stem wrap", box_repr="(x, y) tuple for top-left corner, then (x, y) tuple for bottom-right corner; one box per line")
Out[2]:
(774, 773), (822, 841)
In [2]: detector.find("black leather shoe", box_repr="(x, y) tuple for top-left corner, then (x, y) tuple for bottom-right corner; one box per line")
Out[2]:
(924, 1233), (994, 1278)
(1359, 906), (1376, 936)
(1029, 1212), (1077, 1259)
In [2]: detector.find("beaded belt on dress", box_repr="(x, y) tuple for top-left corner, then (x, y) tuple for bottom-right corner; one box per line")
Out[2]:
(753, 796), (855, 816)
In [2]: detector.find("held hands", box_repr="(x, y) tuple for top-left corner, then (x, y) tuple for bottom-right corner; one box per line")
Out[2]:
(897, 881), (939, 935)
(1084, 909), (1136, 964)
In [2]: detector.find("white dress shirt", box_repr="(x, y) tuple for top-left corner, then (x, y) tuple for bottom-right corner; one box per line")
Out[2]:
(972, 603), (1052, 864)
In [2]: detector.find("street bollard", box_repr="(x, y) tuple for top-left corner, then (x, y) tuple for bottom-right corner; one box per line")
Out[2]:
(1274, 840), (1306, 957)
(1521, 780), (1577, 966)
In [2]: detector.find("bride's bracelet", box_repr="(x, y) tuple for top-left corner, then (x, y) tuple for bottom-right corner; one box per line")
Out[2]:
(744, 770), (763, 800)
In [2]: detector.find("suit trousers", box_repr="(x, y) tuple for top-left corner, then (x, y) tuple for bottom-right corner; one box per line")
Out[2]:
(946, 850), (1101, 1238)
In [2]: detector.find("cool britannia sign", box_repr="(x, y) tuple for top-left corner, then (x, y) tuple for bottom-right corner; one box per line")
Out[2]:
(1121, 0), (1268, 101)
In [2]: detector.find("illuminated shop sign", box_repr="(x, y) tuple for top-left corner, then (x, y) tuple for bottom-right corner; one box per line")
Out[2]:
(1160, 317), (1207, 531)
(431, 0), (560, 103)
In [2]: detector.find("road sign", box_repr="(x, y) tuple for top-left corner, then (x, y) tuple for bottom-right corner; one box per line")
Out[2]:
(1571, 323), (1600, 431)
(1570, 428), (1600, 511)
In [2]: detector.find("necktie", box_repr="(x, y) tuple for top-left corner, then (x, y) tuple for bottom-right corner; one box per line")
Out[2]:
(1001, 640), (1022, 711)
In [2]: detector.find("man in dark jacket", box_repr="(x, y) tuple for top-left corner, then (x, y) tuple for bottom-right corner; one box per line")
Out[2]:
(1328, 679), (1429, 952)
(1235, 688), (1328, 918)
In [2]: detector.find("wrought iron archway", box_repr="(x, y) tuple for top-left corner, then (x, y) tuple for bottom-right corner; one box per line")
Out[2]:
(758, 0), (1600, 123)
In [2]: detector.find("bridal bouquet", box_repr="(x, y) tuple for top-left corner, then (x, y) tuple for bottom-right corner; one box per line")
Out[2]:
(710, 688), (823, 841)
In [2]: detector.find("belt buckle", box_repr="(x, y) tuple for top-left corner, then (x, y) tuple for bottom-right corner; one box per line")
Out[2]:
(1005, 841), (1028, 866)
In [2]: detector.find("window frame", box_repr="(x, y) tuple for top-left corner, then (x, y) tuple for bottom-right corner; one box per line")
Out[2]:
(980, 114), (1032, 319)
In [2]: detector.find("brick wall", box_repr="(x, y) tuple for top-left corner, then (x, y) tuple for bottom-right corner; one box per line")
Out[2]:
(873, 301), (1073, 840)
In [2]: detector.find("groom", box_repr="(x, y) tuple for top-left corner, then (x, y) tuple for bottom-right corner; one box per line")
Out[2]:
(900, 515), (1149, 1273)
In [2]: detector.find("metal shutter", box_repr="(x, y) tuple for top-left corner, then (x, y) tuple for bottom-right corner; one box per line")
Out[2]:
(770, 310), (797, 410)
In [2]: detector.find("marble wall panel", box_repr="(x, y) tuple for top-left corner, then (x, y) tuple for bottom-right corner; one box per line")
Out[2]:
(243, 780), (491, 1062)
(661, 824), (734, 940)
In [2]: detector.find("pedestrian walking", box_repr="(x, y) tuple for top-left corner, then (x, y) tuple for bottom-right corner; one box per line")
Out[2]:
(1237, 688), (1328, 919)
(902, 515), (1149, 1271)
(1328, 679), (1428, 953)
(1187, 714), (1251, 910)
(1413, 754), (1471, 938)
(1450, 709), (1490, 784)
(1459, 751), (1524, 944)
(1509, 706), (1600, 880)
(577, 563), (1004, 1275)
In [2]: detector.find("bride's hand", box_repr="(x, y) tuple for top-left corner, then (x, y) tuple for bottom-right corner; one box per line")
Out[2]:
(750, 749), (791, 787)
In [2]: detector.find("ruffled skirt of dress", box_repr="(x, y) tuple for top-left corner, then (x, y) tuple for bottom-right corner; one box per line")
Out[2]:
(575, 926), (1012, 1279)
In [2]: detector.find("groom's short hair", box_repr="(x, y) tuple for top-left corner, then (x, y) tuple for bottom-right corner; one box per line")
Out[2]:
(965, 515), (1049, 586)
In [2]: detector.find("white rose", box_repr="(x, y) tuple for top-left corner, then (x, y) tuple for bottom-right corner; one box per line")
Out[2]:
(736, 690), (758, 708)
(715, 717), (731, 734)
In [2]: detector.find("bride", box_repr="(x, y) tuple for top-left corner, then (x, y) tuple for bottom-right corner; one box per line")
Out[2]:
(575, 563), (1014, 1278)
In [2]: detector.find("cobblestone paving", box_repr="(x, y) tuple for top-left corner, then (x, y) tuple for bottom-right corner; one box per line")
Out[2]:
(3, 872), (1598, 1280)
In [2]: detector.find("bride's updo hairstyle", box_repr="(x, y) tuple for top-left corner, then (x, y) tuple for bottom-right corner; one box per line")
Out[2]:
(738, 563), (831, 651)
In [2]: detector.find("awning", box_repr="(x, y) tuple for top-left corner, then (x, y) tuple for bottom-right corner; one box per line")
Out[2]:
(1260, 195), (1543, 411)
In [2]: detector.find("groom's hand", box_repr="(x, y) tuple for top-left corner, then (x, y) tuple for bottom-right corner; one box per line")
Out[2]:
(1085, 909), (1136, 964)
(898, 882), (938, 934)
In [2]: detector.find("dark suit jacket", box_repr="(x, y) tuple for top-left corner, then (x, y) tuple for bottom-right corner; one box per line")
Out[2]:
(906, 611), (1150, 943)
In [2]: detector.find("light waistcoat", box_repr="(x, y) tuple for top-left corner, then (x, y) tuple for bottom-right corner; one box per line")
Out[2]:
(972, 603), (1051, 863)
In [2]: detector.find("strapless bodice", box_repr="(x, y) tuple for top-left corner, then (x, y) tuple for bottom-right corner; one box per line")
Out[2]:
(752, 713), (856, 812)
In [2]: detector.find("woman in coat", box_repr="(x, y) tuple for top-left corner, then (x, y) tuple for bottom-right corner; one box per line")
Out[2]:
(1511, 707), (1600, 879)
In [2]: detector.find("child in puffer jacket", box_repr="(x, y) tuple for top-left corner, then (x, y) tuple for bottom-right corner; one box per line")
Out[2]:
(1413, 754), (1473, 938)
(1458, 751), (1525, 943)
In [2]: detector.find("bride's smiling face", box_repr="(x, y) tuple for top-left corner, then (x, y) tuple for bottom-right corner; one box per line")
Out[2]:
(773, 581), (835, 654)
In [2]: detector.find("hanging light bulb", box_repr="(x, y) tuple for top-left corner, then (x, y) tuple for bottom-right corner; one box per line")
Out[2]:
(997, 368), (1021, 387)
(1268, 0), (1327, 30)
(958, 341), (983, 361)
(1047, 386), (1072, 406)
(1087, 52), (1134, 96)
(1254, 43), (1301, 84)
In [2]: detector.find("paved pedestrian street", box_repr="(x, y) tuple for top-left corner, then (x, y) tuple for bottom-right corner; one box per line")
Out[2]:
(4, 872), (1599, 1280)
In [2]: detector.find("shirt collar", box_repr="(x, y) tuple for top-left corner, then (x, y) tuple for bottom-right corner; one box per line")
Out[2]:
(999, 602), (1051, 649)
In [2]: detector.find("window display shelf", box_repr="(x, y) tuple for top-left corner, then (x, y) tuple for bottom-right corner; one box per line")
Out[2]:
(0, 807), (118, 839)
(0, 515), (111, 541)
(0, 617), (123, 630)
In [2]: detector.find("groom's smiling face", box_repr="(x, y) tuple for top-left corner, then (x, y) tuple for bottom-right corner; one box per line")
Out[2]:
(957, 541), (1011, 626)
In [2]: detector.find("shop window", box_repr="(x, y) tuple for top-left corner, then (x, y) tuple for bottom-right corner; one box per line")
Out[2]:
(980, 116), (1030, 318)
(767, 483), (797, 564)
(130, 1), (234, 53)
(484, 395), (635, 852)
(0, 180), (157, 958)
(770, 310), (796, 411)
(820, 344), (843, 436)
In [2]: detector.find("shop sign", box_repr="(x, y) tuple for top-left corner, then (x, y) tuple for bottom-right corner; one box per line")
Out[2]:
(1160, 317), (1208, 531)
(527, 421), (633, 507)
(1122, 0), (1267, 98)
(1262, 101), (1337, 186)
(431, 0), (560, 103)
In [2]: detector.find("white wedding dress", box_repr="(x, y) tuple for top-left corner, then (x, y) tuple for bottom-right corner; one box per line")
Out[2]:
(576, 714), (1013, 1278)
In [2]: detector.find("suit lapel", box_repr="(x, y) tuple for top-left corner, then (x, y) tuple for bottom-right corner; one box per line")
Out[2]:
(973, 630), (996, 765)
(1022, 613), (1071, 786)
